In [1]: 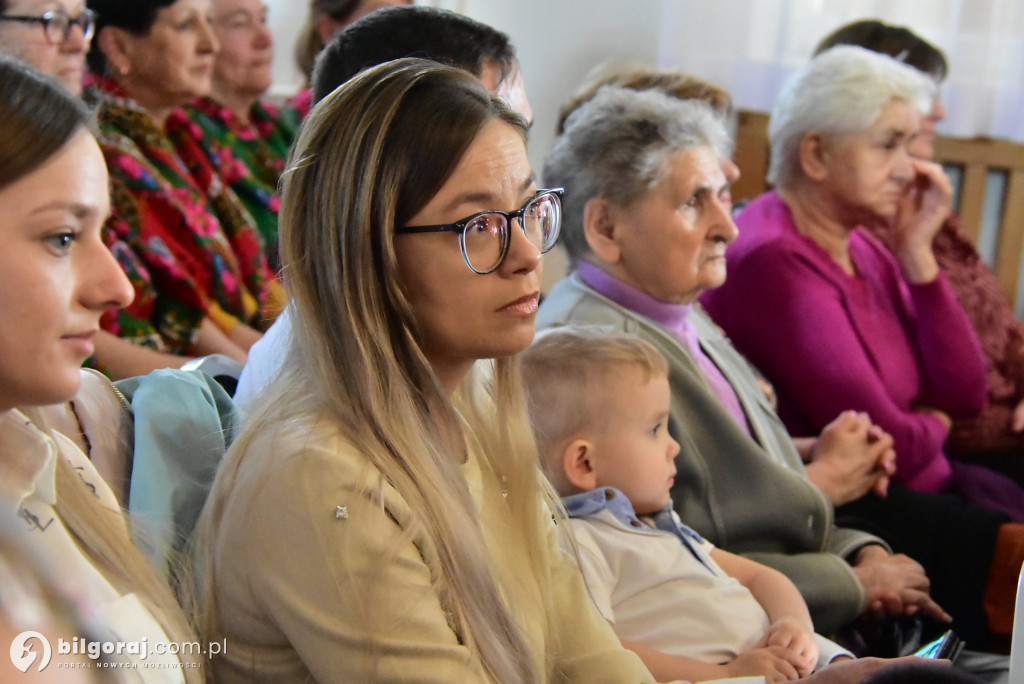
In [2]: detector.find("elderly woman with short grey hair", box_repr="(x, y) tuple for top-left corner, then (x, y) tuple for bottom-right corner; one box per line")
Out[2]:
(703, 46), (1024, 525)
(537, 84), (953, 643)
(550, 87), (732, 276)
(765, 43), (933, 192)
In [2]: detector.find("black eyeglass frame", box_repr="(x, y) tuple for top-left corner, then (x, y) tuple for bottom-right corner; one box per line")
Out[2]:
(0, 8), (96, 44)
(396, 188), (564, 275)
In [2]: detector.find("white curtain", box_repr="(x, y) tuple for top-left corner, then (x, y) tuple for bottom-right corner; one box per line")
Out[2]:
(657, 0), (1024, 142)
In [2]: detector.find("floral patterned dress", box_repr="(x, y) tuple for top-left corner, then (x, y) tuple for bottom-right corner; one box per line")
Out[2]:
(91, 80), (281, 348)
(290, 87), (312, 121)
(168, 97), (301, 270)
(100, 228), (204, 356)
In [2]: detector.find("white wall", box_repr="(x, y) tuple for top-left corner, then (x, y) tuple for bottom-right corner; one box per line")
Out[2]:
(266, 0), (307, 98)
(267, 0), (1024, 143)
(427, 0), (666, 173)
(265, 0), (667, 170)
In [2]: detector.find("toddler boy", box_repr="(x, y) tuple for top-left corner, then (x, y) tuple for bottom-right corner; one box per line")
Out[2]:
(521, 327), (852, 683)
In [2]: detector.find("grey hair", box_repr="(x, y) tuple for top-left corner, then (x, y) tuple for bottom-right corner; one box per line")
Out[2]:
(543, 86), (731, 266)
(768, 44), (935, 189)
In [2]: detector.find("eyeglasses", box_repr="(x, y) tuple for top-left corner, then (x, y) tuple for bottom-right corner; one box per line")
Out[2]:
(0, 8), (97, 45)
(396, 188), (563, 274)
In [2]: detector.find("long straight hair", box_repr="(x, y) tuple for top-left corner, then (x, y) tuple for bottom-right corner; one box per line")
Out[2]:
(0, 56), (201, 682)
(199, 59), (556, 681)
(0, 55), (93, 188)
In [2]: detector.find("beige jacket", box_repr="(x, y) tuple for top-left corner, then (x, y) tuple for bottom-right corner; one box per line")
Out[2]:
(206, 410), (657, 683)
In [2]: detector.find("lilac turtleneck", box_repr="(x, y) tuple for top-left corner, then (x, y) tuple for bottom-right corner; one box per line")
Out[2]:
(577, 261), (750, 434)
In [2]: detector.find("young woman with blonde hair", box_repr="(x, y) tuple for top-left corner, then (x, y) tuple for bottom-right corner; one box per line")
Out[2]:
(195, 57), (653, 682)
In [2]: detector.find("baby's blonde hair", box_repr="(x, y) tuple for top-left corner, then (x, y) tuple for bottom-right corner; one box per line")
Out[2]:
(521, 326), (668, 492)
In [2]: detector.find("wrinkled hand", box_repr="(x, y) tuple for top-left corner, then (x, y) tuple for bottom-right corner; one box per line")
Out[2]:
(758, 618), (818, 677)
(1011, 397), (1024, 432)
(866, 425), (897, 497)
(894, 159), (953, 250)
(806, 656), (948, 684)
(805, 411), (896, 506)
(726, 645), (804, 682)
(851, 545), (951, 623)
(892, 159), (953, 283)
(914, 406), (952, 432)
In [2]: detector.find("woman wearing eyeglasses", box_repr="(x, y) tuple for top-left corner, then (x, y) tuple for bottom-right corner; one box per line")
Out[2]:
(0, 0), (93, 94)
(192, 58), (656, 683)
(80, 0), (284, 378)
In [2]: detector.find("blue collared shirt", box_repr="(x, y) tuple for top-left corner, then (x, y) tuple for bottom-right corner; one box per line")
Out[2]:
(562, 487), (717, 575)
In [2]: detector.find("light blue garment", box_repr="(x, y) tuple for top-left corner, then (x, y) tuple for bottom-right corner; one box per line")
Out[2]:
(116, 368), (237, 579)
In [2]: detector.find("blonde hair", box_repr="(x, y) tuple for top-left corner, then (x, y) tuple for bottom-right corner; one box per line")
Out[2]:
(521, 327), (669, 490)
(293, 0), (359, 80)
(198, 59), (556, 682)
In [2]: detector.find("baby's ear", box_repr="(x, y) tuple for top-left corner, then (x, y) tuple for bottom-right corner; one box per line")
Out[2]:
(563, 438), (598, 492)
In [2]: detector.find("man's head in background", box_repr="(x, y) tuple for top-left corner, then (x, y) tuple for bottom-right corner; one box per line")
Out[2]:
(311, 4), (531, 121)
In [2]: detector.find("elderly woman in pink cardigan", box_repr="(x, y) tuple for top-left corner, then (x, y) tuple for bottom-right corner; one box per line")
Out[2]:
(703, 45), (1024, 522)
